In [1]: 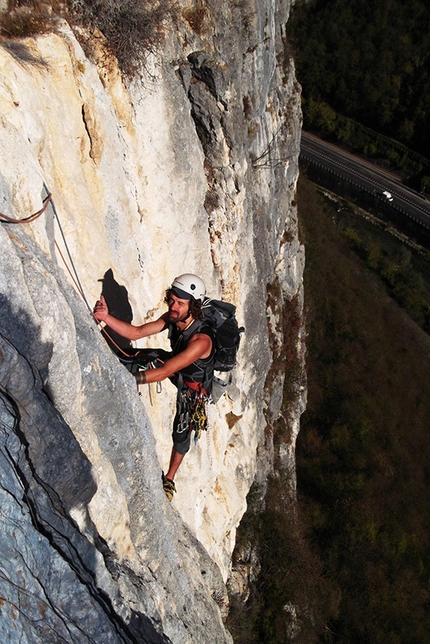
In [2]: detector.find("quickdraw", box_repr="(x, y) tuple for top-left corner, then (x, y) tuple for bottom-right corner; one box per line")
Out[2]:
(177, 387), (208, 444)
(133, 359), (163, 403)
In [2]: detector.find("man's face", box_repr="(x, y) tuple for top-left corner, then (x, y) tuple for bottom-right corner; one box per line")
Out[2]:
(167, 293), (191, 323)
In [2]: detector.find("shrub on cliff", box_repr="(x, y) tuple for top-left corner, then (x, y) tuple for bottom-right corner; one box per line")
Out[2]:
(0, 0), (60, 38)
(0, 0), (176, 76)
(70, 0), (175, 76)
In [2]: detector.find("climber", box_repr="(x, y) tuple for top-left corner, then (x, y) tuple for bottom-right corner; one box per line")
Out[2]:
(93, 274), (214, 501)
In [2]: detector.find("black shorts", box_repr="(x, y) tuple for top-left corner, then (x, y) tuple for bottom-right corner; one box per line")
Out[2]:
(172, 406), (193, 455)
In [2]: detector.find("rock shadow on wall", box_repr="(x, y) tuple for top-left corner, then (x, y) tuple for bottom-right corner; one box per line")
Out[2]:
(0, 294), (172, 644)
(98, 269), (133, 356)
(0, 293), (96, 511)
(0, 291), (53, 381)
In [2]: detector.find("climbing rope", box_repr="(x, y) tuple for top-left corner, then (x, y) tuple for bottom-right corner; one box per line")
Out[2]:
(206, 425), (213, 468)
(0, 185), (133, 360)
(43, 182), (92, 315)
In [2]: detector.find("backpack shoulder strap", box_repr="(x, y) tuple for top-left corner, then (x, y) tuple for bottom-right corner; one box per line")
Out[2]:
(170, 318), (211, 354)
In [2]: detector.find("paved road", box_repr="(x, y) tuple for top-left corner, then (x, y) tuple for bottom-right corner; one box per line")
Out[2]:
(300, 131), (430, 233)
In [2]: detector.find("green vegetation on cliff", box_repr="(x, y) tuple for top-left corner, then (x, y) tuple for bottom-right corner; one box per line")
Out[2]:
(228, 175), (430, 643)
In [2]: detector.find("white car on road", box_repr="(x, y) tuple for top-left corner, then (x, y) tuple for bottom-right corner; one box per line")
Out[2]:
(382, 190), (394, 202)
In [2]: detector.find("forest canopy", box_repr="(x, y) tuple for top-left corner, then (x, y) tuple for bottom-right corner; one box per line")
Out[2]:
(288, 0), (430, 159)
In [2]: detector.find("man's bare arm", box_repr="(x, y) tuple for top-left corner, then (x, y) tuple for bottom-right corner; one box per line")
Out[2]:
(141, 333), (212, 384)
(94, 295), (167, 340)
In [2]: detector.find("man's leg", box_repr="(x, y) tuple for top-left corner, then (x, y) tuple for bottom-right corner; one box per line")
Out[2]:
(165, 446), (185, 481)
(162, 408), (191, 500)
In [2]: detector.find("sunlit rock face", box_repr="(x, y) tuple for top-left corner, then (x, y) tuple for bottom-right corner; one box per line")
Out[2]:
(0, 0), (303, 640)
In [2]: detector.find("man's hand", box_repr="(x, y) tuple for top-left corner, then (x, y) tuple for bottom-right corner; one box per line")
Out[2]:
(93, 295), (109, 322)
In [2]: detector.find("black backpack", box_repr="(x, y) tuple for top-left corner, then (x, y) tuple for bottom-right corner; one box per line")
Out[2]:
(201, 298), (244, 373)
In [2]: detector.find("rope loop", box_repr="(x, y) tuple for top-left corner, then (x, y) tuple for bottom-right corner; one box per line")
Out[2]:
(0, 193), (52, 224)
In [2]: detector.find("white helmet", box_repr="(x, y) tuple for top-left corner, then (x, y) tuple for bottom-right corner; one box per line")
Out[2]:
(171, 274), (205, 301)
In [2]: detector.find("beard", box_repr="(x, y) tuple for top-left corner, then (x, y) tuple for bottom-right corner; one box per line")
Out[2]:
(168, 309), (191, 324)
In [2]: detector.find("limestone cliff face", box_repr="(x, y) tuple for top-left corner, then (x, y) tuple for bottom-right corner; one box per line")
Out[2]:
(0, 1), (303, 641)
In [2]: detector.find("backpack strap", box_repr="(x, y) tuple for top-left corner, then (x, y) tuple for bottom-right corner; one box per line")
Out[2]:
(168, 320), (215, 393)
(168, 319), (212, 353)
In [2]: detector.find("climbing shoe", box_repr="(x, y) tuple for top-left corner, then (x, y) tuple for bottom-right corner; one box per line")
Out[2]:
(162, 473), (176, 501)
